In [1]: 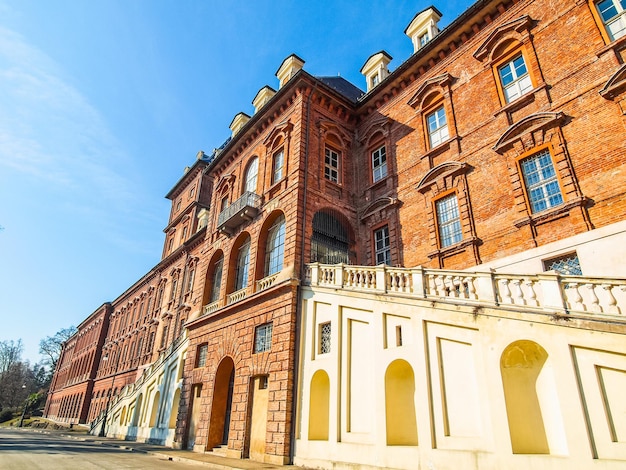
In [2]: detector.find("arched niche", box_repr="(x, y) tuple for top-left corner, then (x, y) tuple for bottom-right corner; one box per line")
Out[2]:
(149, 391), (160, 427)
(308, 370), (330, 441)
(169, 388), (181, 429)
(500, 340), (567, 455)
(385, 359), (418, 446)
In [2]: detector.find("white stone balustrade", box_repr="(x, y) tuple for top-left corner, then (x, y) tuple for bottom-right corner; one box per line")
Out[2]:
(203, 300), (221, 315)
(305, 263), (626, 320)
(227, 288), (248, 305)
(256, 273), (279, 292)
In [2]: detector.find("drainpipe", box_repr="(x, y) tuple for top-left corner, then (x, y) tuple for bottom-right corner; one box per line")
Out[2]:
(289, 80), (317, 464)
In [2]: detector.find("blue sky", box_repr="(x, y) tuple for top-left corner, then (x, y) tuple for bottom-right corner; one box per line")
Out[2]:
(0, 0), (471, 364)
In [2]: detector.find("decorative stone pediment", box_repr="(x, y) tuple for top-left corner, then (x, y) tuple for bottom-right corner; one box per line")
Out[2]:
(215, 173), (235, 192)
(358, 115), (392, 145)
(360, 197), (399, 220)
(263, 120), (293, 147)
(473, 15), (532, 62)
(600, 64), (626, 99)
(317, 118), (352, 147)
(407, 73), (453, 109)
(493, 112), (564, 153)
(416, 161), (468, 193)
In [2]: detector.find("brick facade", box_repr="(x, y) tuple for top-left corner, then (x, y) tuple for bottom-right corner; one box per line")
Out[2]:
(46, 0), (626, 465)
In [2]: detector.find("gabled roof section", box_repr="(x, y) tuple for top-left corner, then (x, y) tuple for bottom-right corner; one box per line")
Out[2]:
(404, 6), (444, 35)
(316, 76), (364, 103)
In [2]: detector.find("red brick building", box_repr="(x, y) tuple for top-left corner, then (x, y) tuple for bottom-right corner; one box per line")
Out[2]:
(46, 0), (626, 465)
(44, 303), (109, 424)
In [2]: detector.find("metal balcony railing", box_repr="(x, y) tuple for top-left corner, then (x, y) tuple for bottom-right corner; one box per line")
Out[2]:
(217, 192), (261, 234)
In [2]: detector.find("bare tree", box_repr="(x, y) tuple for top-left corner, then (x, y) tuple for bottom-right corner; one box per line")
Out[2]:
(39, 326), (76, 370)
(0, 339), (23, 375)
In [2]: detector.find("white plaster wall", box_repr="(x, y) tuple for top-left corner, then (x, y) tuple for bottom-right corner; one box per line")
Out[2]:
(474, 220), (626, 277)
(294, 285), (626, 470)
(95, 339), (187, 447)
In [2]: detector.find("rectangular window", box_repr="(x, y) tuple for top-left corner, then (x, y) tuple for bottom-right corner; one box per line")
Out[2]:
(426, 105), (449, 148)
(543, 252), (582, 276)
(435, 193), (463, 248)
(597, 0), (626, 40)
(320, 322), (331, 354)
(374, 225), (391, 265)
(371, 74), (379, 88)
(324, 147), (340, 183)
(254, 322), (273, 353)
(272, 149), (284, 184)
(498, 53), (533, 103)
(419, 32), (429, 47)
(372, 145), (387, 182)
(196, 344), (208, 368)
(520, 149), (563, 213)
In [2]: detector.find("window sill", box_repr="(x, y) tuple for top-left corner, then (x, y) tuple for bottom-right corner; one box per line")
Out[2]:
(596, 34), (626, 58)
(514, 197), (587, 228)
(427, 236), (480, 260)
(421, 135), (461, 163)
(493, 83), (548, 118)
(366, 175), (391, 192)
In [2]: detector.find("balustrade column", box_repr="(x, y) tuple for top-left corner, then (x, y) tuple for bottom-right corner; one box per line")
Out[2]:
(537, 272), (567, 314)
(474, 270), (498, 304)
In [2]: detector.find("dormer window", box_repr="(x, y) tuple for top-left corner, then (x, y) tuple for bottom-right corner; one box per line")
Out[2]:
(405, 7), (442, 52)
(276, 54), (305, 88)
(360, 51), (392, 92)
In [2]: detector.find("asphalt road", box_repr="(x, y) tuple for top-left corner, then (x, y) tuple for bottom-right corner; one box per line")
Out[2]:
(0, 428), (202, 469)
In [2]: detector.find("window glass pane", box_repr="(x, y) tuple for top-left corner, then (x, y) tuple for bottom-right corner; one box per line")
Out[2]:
(245, 158), (258, 193)
(324, 147), (340, 183)
(210, 257), (223, 303)
(372, 145), (387, 182)
(499, 54), (532, 103)
(374, 225), (391, 265)
(235, 241), (250, 290)
(427, 106), (449, 147)
(436, 194), (463, 247)
(254, 323), (273, 353)
(520, 149), (563, 213)
(598, 0), (618, 21)
(273, 150), (284, 183)
(265, 215), (286, 276)
(320, 322), (331, 354)
(543, 253), (582, 276)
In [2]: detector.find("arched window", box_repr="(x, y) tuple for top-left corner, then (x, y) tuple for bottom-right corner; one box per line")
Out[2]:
(209, 254), (224, 303)
(265, 214), (286, 276)
(235, 237), (251, 291)
(311, 210), (351, 264)
(244, 157), (259, 194)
